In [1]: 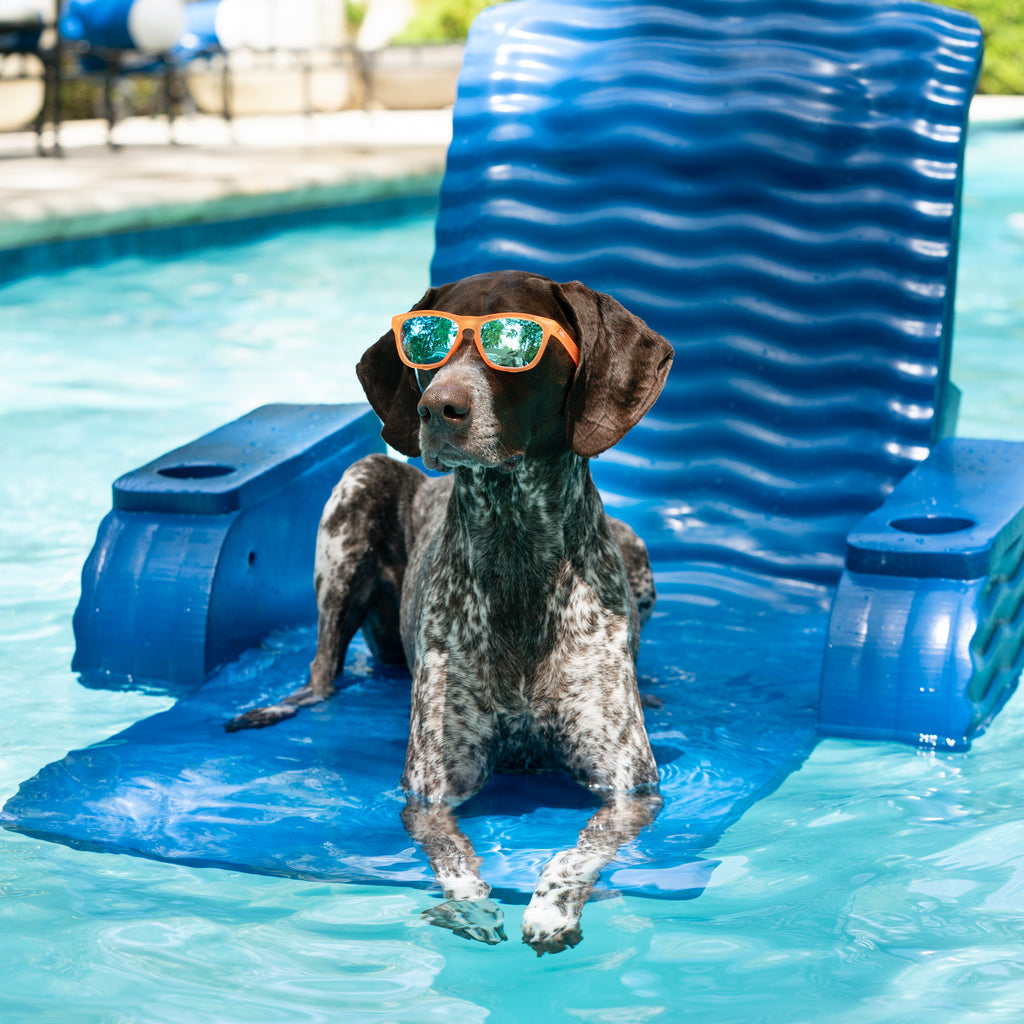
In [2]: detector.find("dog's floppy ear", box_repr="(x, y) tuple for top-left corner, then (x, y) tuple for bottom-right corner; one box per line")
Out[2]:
(355, 287), (442, 457)
(558, 281), (674, 458)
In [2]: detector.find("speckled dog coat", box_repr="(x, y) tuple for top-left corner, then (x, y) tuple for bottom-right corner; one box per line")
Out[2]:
(228, 270), (674, 954)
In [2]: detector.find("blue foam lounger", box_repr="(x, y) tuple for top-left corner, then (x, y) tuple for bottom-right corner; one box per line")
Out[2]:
(2, 402), (822, 897)
(5, 0), (1024, 901)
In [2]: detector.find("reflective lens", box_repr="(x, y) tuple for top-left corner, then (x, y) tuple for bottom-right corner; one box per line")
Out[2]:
(479, 317), (545, 368)
(396, 312), (555, 370)
(400, 314), (458, 366)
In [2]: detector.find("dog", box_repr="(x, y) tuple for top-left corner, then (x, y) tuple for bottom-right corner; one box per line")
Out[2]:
(227, 270), (674, 954)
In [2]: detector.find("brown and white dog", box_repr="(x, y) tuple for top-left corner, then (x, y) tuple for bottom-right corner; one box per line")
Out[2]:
(227, 270), (673, 954)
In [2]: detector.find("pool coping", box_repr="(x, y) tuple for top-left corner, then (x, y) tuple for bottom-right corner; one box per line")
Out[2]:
(0, 172), (444, 282)
(0, 109), (452, 280)
(968, 94), (1024, 129)
(0, 160), (445, 248)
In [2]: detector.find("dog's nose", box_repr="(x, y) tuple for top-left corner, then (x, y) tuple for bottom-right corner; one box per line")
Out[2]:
(418, 382), (472, 428)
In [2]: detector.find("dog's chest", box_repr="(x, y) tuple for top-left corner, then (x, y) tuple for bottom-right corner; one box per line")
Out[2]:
(420, 559), (628, 701)
(405, 466), (635, 717)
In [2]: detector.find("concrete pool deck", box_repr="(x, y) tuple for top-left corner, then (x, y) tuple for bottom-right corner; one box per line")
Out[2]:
(0, 108), (453, 252)
(0, 96), (1021, 256)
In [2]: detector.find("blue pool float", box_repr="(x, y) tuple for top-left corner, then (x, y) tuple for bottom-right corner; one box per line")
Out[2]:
(6, 0), (1024, 899)
(61, 0), (185, 54)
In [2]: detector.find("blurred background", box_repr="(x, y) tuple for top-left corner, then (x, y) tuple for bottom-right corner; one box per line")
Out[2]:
(0, 0), (508, 144)
(0, 0), (1020, 150)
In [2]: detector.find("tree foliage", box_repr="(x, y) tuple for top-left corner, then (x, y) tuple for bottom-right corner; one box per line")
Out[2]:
(391, 0), (508, 44)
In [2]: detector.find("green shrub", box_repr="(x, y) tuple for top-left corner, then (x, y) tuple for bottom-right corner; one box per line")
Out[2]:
(937, 0), (1024, 94)
(391, 0), (508, 44)
(346, 0), (368, 35)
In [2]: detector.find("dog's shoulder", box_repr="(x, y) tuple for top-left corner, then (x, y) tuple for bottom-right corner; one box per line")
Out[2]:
(411, 474), (454, 534)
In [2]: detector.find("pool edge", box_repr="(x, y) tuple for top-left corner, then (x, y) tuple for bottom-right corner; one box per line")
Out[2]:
(0, 168), (444, 283)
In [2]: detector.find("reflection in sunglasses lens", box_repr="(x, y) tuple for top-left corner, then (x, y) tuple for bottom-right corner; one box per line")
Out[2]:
(480, 318), (544, 367)
(402, 315), (458, 365)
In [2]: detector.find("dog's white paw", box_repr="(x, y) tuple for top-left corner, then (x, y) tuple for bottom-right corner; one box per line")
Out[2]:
(423, 898), (508, 946)
(521, 890), (584, 956)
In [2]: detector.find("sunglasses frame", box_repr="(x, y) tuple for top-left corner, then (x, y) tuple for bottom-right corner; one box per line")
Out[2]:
(391, 310), (580, 373)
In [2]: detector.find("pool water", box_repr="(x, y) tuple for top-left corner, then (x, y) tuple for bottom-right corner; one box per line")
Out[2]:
(1, 128), (1023, 1023)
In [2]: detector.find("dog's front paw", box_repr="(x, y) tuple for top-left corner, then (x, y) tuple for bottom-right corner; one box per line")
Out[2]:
(422, 898), (508, 946)
(524, 901), (581, 954)
(521, 895), (584, 956)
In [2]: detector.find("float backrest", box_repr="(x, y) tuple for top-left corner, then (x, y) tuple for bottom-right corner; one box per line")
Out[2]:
(431, 0), (983, 587)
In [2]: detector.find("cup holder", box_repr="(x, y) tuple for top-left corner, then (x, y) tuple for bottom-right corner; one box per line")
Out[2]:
(888, 514), (976, 536)
(157, 464), (236, 480)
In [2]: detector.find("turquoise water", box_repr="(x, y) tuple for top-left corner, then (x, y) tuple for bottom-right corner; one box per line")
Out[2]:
(2, 129), (1024, 1022)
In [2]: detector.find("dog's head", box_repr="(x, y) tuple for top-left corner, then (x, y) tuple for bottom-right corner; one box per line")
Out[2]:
(356, 270), (673, 472)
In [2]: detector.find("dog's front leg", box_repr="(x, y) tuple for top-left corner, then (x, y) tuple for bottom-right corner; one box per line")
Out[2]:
(400, 652), (505, 944)
(521, 788), (662, 955)
(401, 796), (507, 946)
(523, 636), (662, 955)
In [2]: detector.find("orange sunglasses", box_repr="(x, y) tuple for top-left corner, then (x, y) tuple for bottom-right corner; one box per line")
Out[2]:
(392, 311), (579, 373)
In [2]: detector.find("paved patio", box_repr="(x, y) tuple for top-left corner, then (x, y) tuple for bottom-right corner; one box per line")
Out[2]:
(0, 108), (453, 251)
